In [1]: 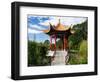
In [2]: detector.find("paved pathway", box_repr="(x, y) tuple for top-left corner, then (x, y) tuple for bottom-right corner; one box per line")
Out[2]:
(50, 51), (68, 65)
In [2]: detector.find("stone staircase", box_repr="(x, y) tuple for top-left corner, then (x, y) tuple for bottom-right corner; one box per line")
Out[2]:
(47, 50), (68, 65)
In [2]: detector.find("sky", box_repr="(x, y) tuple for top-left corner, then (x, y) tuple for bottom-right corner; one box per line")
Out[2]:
(28, 15), (87, 42)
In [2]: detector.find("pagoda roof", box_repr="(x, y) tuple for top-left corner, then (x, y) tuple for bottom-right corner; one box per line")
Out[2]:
(54, 22), (70, 31)
(42, 19), (71, 34)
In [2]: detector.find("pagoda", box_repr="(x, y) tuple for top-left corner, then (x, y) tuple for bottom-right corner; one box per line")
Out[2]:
(43, 19), (74, 51)
(43, 19), (75, 65)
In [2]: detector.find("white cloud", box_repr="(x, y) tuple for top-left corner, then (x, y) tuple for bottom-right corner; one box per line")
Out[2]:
(40, 16), (87, 27)
(28, 28), (43, 34)
(29, 23), (47, 30)
(61, 17), (87, 25)
(39, 17), (59, 26)
(29, 24), (41, 30)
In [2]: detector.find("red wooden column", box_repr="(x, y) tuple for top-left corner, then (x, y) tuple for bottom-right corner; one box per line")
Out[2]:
(66, 37), (68, 49)
(54, 34), (56, 51)
(50, 35), (52, 50)
(63, 35), (65, 50)
(63, 35), (67, 50)
(50, 34), (57, 51)
(62, 37), (64, 50)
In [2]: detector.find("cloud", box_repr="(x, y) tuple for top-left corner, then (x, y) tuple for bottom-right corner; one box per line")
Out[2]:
(28, 28), (43, 34)
(28, 24), (43, 30)
(61, 17), (87, 25)
(28, 15), (50, 24)
(28, 15), (50, 30)
(39, 17), (58, 26)
(40, 16), (87, 27)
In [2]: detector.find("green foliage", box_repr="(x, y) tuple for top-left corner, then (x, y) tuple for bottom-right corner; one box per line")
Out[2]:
(78, 40), (88, 64)
(28, 41), (50, 66)
(68, 40), (87, 64)
(68, 52), (79, 64)
(68, 20), (88, 64)
(68, 20), (88, 50)
(44, 40), (50, 46)
(56, 39), (63, 50)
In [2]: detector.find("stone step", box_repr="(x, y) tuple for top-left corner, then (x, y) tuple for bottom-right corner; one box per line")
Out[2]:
(55, 51), (68, 56)
(47, 50), (68, 56)
(51, 51), (68, 65)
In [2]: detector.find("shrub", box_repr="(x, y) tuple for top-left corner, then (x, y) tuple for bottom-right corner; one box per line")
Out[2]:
(68, 40), (88, 64)
(78, 40), (88, 64)
(28, 41), (50, 66)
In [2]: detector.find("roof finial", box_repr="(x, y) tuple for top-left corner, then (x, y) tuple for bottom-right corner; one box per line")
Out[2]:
(49, 22), (53, 27)
(70, 24), (73, 29)
(59, 19), (61, 24)
(49, 22), (51, 25)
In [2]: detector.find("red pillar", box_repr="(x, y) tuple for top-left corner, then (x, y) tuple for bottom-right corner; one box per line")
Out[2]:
(50, 35), (52, 50)
(63, 35), (65, 50)
(63, 35), (66, 50)
(63, 35), (68, 50)
(54, 34), (56, 51)
(50, 34), (57, 51)
(66, 37), (68, 49)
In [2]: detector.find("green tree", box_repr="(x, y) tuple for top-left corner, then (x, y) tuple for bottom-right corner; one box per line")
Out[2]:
(68, 20), (88, 50)
(28, 41), (50, 66)
(44, 40), (50, 45)
(68, 20), (88, 64)
(56, 39), (63, 50)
